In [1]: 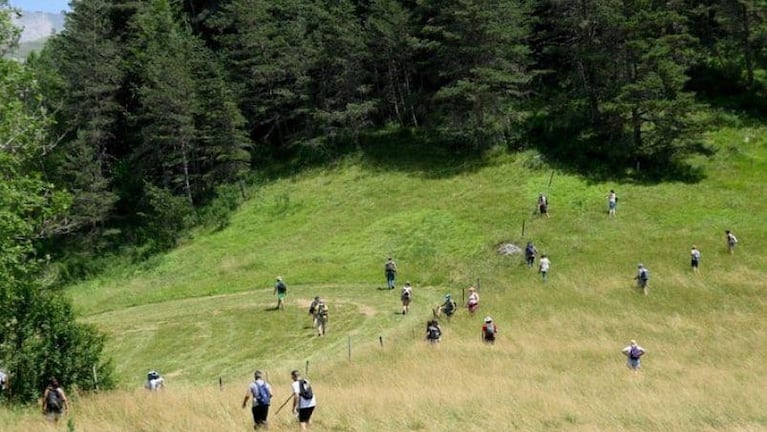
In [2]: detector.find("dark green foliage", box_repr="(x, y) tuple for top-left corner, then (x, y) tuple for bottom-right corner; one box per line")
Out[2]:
(0, 25), (114, 403)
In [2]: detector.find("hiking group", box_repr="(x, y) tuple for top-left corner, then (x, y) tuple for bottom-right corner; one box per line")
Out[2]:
(241, 369), (316, 430)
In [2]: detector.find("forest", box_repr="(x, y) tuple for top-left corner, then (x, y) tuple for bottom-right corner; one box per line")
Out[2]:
(0, 0), (765, 403)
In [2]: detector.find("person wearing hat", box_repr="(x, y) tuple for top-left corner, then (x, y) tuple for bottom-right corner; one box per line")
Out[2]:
(633, 264), (649, 295)
(481, 316), (497, 344)
(242, 370), (273, 429)
(690, 246), (701, 273)
(435, 294), (457, 318)
(466, 286), (479, 314)
(274, 276), (287, 310)
(384, 257), (398, 289)
(400, 282), (413, 315)
(621, 340), (646, 372)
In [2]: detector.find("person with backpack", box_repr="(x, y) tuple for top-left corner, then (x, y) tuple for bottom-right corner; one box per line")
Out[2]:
(314, 299), (329, 337)
(242, 370), (273, 429)
(425, 319), (442, 344)
(538, 254), (551, 282)
(145, 370), (165, 391)
(622, 340), (646, 372)
(634, 264), (650, 295)
(690, 246), (701, 273)
(524, 241), (538, 268)
(466, 286), (479, 315)
(481, 316), (497, 344)
(435, 294), (457, 318)
(290, 370), (316, 430)
(308, 296), (321, 327)
(42, 377), (68, 422)
(537, 193), (549, 218)
(400, 282), (413, 315)
(274, 276), (287, 310)
(607, 190), (618, 217)
(725, 230), (738, 254)
(384, 257), (398, 289)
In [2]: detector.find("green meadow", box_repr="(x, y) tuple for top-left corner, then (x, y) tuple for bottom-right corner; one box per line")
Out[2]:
(3, 122), (767, 431)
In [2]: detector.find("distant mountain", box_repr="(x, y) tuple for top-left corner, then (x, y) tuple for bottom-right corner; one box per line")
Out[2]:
(12, 10), (66, 43)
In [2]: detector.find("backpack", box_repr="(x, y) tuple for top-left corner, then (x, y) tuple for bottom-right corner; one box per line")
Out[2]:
(629, 346), (643, 359)
(255, 382), (271, 405)
(45, 387), (63, 411)
(640, 269), (649, 281)
(298, 379), (313, 400)
(401, 287), (411, 300)
(385, 261), (395, 271)
(484, 323), (495, 336)
(317, 302), (328, 317)
(427, 325), (441, 340)
(147, 371), (160, 381)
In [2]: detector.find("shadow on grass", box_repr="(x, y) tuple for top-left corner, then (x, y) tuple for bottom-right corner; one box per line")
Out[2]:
(527, 127), (712, 185)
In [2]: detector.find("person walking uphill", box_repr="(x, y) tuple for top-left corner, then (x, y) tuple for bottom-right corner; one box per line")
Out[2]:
(537, 193), (550, 218)
(482, 316), (497, 344)
(401, 282), (413, 315)
(42, 377), (68, 422)
(243, 370), (273, 429)
(725, 230), (738, 254)
(524, 241), (538, 268)
(622, 340), (646, 372)
(384, 257), (398, 289)
(538, 254), (551, 282)
(290, 370), (316, 430)
(634, 264), (650, 295)
(274, 276), (287, 310)
(466, 286), (479, 314)
(690, 246), (701, 273)
(607, 189), (618, 217)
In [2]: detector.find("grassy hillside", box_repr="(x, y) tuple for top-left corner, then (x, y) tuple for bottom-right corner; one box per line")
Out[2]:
(2, 121), (767, 431)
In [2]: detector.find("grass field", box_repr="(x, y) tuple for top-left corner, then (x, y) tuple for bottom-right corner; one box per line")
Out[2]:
(2, 122), (767, 431)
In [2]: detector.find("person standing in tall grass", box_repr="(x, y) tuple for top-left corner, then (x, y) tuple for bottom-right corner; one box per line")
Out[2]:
(400, 282), (413, 315)
(466, 286), (479, 314)
(243, 370), (272, 429)
(290, 370), (316, 430)
(622, 340), (646, 372)
(537, 193), (550, 218)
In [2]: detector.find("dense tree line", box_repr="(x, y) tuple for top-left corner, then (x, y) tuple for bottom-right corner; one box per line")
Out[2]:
(1, 2), (113, 404)
(19, 0), (765, 266)
(0, 0), (765, 403)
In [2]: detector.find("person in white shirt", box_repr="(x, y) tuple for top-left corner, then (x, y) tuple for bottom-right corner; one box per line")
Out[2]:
(290, 370), (316, 430)
(145, 370), (165, 391)
(466, 286), (479, 314)
(400, 282), (413, 315)
(538, 254), (551, 282)
(622, 340), (646, 372)
(690, 246), (701, 273)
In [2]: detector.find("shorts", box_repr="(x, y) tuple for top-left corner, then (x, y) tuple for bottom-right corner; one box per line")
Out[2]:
(468, 302), (478, 313)
(298, 406), (315, 423)
(251, 405), (269, 425)
(277, 292), (286, 301)
(627, 358), (641, 370)
(609, 201), (616, 210)
(539, 204), (548, 214)
(691, 259), (699, 268)
(401, 297), (411, 306)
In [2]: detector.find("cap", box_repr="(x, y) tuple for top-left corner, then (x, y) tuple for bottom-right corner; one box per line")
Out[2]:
(254, 370), (263, 379)
(637, 264), (643, 268)
(469, 286), (476, 292)
(276, 276), (283, 281)
(484, 316), (492, 323)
